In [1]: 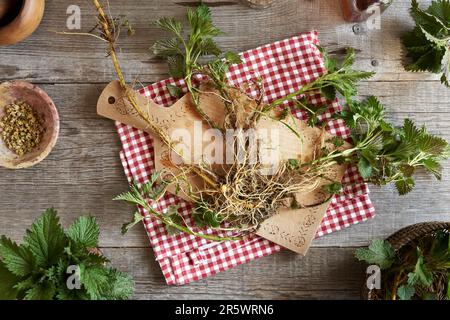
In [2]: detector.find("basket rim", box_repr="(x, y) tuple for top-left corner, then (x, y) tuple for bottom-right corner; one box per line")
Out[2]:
(362, 221), (450, 300)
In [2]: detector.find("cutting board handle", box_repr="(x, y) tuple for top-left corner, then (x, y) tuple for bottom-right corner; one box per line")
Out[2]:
(97, 81), (167, 133)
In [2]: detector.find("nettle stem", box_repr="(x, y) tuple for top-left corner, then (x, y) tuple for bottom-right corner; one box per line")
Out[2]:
(93, 0), (173, 148)
(141, 201), (241, 242)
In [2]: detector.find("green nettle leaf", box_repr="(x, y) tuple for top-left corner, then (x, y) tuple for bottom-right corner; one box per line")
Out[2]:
(323, 182), (343, 195)
(100, 269), (135, 300)
(407, 249), (434, 287)
(0, 261), (19, 299)
(121, 212), (145, 235)
(79, 264), (110, 300)
(0, 236), (36, 276)
(164, 205), (184, 235)
(395, 177), (416, 195)
(0, 208), (134, 300)
(67, 216), (100, 248)
(397, 285), (416, 300)
(166, 84), (183, 99)
(224, 51), (242, 65)
(113, 183), (146, 207)
(403, 0), (450, 87)
(24, 282), (56, 301)
(355, 239), (396, 269)
(154, 17), (182, 35)
(193, 204), (222, 229)
(24, 208), (67, 268)
(357, 157), (373, 180)
(446, 273), (450, 300)
(422, 158), (443, 180)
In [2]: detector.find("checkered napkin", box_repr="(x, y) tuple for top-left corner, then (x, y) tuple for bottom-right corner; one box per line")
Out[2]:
(116, 31), (376, 285)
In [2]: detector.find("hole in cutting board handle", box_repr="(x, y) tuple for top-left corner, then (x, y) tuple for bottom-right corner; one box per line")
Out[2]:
(108, 96), (116, 104)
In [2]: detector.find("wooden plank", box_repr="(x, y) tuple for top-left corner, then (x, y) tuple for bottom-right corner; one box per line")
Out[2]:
(0, 0), (440, 84)
(101, 247), (365, 299)
(0, 83), (449, 248)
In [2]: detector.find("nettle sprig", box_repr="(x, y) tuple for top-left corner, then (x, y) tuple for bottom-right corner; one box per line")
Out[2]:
(356, 231), (450, 300)
(152, 4), (242, 130)
(269, 47), (375, 109)
(115, 172), (241, 241)
(403, 0), (450, 87)
(0, 209), (134, 300)
(298, 95), (450, 195)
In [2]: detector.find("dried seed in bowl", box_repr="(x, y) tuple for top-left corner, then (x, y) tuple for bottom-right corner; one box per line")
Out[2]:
(0, 102), (45, 156)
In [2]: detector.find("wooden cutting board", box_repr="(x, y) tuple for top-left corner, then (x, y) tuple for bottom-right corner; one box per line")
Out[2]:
(97, 81), (348, 254)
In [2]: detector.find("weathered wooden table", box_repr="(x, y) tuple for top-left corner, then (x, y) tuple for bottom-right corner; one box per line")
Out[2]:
(1, 0), (449, 300)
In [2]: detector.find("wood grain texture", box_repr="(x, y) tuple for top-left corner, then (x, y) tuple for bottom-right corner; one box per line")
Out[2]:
(103, 247), (365, 299)
(0, 0), (448, 299)
(0, 0), (441, 84)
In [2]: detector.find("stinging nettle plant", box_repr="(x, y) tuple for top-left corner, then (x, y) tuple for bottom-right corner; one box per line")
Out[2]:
(356, 230), (450, 300)
(0, 209), (134, 300)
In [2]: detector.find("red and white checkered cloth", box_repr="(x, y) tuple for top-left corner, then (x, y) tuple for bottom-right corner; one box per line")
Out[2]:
(116, 31), (376, 285)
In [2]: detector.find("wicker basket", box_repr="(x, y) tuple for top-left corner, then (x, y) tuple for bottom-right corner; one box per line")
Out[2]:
(363, 222), (450, 300)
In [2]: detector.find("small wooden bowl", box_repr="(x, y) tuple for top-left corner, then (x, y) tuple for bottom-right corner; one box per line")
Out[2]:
(0, 81), (59, 169)
(0, 0), (45, 46)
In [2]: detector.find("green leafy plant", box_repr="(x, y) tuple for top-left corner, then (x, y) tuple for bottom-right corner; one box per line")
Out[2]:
(152, 4), (242, 130)
(403, 0), (450, 87)
(296, 96), (450, 195)
(115, 174), (241, 241)
(269, 47), (374, 108)
(0, 209), (134, 300)
(356, 230), (450, 300)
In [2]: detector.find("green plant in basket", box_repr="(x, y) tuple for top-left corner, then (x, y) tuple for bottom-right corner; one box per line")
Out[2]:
(356, 231), (450, 300)
(0, 209), (134, 300)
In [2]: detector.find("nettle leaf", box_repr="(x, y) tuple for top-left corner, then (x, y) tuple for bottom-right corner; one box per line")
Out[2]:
(0, 260), (19, 299)
(193, 204), (222, 229)
(79, 264), (109, 300)
(101, 268), (134, 300)
(397, 285), (416, 300)
(224, 51), (242, 65)
(395, 177), (416, 195)
(323, 182), (343, 195)
(67, 216), (100, 248)
(446, 272), (450, 299)
(427, 0), (450, 23)
(24, 208), (67, 268)
(24, 282), (56, 300)
(357, 157), (373, 180)
(121, 212), (145, 235)
(164, 205), (184, 235)
(0, 236), (35, 276)
(114, 183), (146, 207)
(154, 17), (182, 35)
(152, 38), (181, 58)
(355, 239), (396, 269)
(167, 55), (186, 79)
(166, 84), (183, 99)
(404, 0), (450, 86)
(407, 248), (434, 287)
